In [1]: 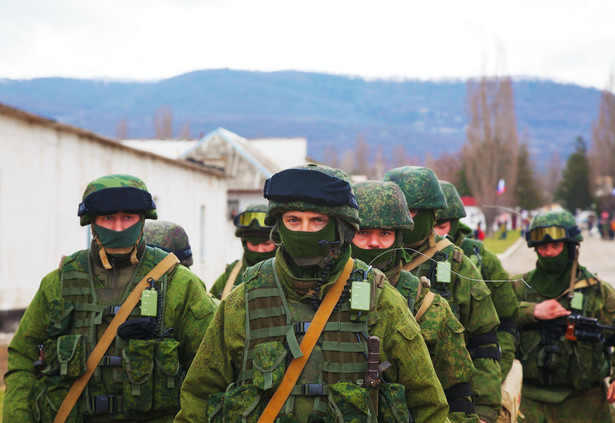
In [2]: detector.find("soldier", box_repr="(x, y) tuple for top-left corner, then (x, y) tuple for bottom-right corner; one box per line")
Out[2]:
(3, 174), (218, 423)
(434, 180), (520, 380)
(384, 166), (502, 423)
(145, 220), (194, 268)
(512, 210), (615, 422)
(175, 164), (450, 422)
(351, 180), (479, 423)
(209, 203), (278, 300)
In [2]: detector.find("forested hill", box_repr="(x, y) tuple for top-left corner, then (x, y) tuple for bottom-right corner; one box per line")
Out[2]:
(0, 69), (602, 163)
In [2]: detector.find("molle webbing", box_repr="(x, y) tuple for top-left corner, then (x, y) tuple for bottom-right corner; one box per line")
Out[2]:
(241, 258), (370, 412)
(394, 271), (420, 314)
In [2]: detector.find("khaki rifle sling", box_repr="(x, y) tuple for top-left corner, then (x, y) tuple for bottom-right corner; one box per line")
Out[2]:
(415, 291), (435, 322)
(221, 260), (243, 300)
(257, 258), (355, 423)
(403, 237), (453, 272)
(54, 253), (179, 423)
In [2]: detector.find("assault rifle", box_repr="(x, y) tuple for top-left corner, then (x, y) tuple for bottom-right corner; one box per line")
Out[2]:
(536, 314), (615, 344)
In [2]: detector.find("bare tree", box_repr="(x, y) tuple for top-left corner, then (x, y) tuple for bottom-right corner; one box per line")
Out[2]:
(322, 144), (339, 168)
(462, 76), (519, 235)
(590, 74), (615, 193)
(154, 106), (173, 139)
(540, 150), (563, 204)
(432, 151), (463, 185)
(390, 145), (411, 169)
(339, 149), (355, 174)
(371, 146), (387, 179)
(179, 119), (192, 139)
(116, 118), (129, 139)
(354, 135), (370, 176)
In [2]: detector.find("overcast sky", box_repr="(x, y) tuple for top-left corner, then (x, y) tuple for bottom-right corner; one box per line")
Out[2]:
(1, 0), (614, 90)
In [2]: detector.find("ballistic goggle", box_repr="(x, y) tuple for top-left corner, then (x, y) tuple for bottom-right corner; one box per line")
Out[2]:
(234, 210), (270, 229)
(263, 168), (358, 209)
(526, 225), (580, 244)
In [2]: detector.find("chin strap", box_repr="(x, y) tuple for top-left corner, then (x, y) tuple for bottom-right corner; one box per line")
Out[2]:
(92, 227), (143, 270)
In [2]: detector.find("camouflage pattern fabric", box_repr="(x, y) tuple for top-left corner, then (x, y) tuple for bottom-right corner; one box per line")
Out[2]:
(352, 180), (414, 230)
(383, 166), (448, 211)
(435, 181), (467, 222)
(79, 174), (157, 226)
(265, 164), (360, 229)
(209, 258), (247, 300)
(388, 265), (479, 423)
(512, 264), (615, 422)
(526, 210), (583, 247)
(3, 246), (218, 422)
(145, 221), (193, 267)
(174, 251), (450, 422)
(406, 233), (502, 423)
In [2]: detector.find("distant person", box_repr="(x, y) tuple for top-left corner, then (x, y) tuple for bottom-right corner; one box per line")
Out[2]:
(145, 220), (194, 268)
(512, 210), (615, 422)
(3, 174), (217, 422)
(475, 223), (486, 241)
(209, 203), (278, 300)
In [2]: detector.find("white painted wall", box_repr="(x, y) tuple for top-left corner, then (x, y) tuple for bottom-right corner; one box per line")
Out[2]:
(0, 108), (227, 309)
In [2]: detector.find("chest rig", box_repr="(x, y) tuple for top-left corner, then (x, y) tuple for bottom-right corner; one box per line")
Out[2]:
(238, 259), (390, 421)
(33, 247), (182, 422)
(517, 270), (610, 390)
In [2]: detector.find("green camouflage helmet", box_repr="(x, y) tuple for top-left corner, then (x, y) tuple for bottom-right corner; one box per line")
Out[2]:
(234, 203), (273, 237)
(78, 174), (157, 226)
(144, 220), (193, 267)
(435, 180), (467, 222)
(352, 180), (414, 230)
(526, 210), (583, 247)
(383, 166), (448, 211)
(264, 164), (360, 230)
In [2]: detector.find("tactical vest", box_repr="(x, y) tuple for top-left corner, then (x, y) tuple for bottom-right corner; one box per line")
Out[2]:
(517, 271), (611, 391)
(31, 247), (183, 422)
(460, 238), (483, 272)
(205, 258), (411, 423)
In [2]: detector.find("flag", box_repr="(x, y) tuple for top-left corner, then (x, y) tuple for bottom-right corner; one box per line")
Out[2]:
(497, 179), (506, 195)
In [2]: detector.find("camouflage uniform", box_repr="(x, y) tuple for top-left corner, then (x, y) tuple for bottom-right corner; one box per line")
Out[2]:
(436, 180), (520, 380)
(384, 167), (502, 423)
(351, 180), (479, 422)
(145, 220), (194, 268)
(512, 210), (615, 423)
(176, 165), (449, 422)
(3, 175), (217, 423)
(209, 204), (277, 299)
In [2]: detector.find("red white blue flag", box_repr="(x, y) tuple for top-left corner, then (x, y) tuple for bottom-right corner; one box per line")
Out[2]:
(497, 179), (506, 195)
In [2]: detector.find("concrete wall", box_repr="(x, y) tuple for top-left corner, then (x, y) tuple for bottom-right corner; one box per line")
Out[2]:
(0, 106), (227, 309)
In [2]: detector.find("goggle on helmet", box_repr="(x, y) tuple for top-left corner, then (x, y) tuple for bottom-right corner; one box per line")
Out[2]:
(525, 225), (581, 246)
(233, 210), (270, 229)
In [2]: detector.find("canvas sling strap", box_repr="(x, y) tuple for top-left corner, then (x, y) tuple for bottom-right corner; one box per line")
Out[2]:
(54, 252), (179, 423)
(403, 233), (453, 273)
(415, 290), (435, 322)
(257, 258), (355, 423)
(221, 260), (243, 300)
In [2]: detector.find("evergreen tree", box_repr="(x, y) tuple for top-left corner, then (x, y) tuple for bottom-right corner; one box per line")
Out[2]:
(514, 142), (543, 210)
(555, 136), (593, 213)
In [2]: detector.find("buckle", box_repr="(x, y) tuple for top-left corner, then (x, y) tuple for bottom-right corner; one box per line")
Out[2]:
(104, 306), (121, 316)
(91, 395), (117, 414)
(302, 383), (324, 396)
(295, 322), (310, 335)
(100, 355), (122, 366)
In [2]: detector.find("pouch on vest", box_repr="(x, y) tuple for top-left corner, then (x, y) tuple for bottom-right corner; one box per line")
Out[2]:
(57, 334), (87, 380)
(378, 383), (411, 423)
(153, 338), (182, 412)
(252, 341), (288, 393)
(222, 383), (264, 423)
(326, 381), (373, 423)
(118, 317), (157, 340)
(39, 337), (60, 377)
(122, 339), (155, 412)
(47, 298), (75, 337)
(31, 375), (83, 423)
(568, 341), (608, 390)
(206, 392), (224, 423)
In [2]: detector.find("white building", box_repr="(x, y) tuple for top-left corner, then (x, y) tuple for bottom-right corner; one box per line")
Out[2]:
(0, 104), (227, 311)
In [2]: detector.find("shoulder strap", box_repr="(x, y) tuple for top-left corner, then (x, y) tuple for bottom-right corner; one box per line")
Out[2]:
(403, 236), (453, 272)
(258, 258), (355, 423)
(221, 260), (243, 300)
(54, 253), (179, 423)
(415, 291), (435, 321)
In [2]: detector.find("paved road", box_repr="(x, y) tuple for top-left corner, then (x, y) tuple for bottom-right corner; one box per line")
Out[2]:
(499, 230), (615, 284)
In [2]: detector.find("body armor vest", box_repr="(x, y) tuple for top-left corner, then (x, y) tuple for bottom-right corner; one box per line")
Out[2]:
(205, 258), (411, 422)
(517, 270), (610, 391)
(32, 247), (182, 422)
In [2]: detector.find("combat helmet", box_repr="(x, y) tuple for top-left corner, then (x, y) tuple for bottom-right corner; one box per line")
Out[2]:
(78, 174), (157, 226)
(526, 210), (583, 247)
(435, 180), (467, 222)
(383, 166), (448, 210)
(234, 203), (273, 238)
(145, 221), (193, 267)
(264, 164), (360, 230)
(352, 181), (414, 231)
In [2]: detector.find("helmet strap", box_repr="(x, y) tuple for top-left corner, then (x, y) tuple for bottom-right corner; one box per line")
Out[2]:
(91, 224), (143, 269)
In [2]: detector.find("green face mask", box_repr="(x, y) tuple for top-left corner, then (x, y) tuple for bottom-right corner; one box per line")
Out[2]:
(352, 245), (396, 270)
(93, 220), (144, 249)
(537, 244), (570, 273)
(242, 237), (277, 266)
(278, 219), (337, 265)
(403, 209), (435, 245)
